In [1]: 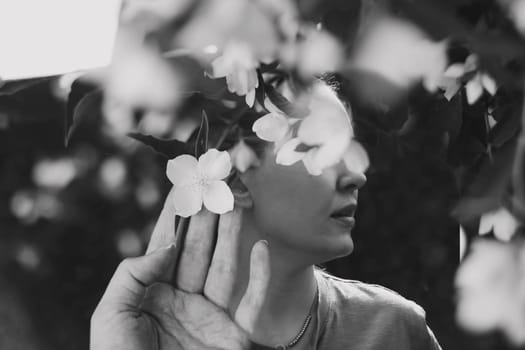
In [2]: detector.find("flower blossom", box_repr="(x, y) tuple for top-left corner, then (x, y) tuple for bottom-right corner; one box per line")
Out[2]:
(275, 84), (354, 175)
(479, 207), (520, 242)
(229, 140), (260, 173)
(211, 42), (259, 107)
(439, 54), (497, 104)
(252, 98), (293, 143)
(455, 239), (525, 345)
(166, 149), (234, 217)
(352, 16), (448, 93)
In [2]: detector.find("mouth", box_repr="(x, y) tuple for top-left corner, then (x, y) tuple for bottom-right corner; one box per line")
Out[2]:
(330, 203), (357, 228)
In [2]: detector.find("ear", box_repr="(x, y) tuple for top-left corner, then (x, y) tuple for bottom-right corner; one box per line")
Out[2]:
(230, 173), (253, 209)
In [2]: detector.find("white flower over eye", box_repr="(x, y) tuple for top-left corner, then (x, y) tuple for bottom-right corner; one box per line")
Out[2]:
(166, 149), (234, 217)
(252, 111), (290, 142)
(275, 84), (354, 175)
(211, 41), (259, 107)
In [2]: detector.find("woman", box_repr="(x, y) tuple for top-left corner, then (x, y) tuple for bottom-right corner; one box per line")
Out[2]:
(91, 85), (442, 350)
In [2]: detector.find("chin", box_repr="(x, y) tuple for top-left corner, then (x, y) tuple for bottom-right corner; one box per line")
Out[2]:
(316, 235), (354, 263)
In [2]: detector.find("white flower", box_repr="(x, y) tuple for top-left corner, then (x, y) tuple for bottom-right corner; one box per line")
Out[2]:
(439, 55), (497, 104)
(229, 140), (260, 172)
(102, 31), (181, 134)
(460, 225), (467, 262)
(276, 84), (353, 175)
(479, 207), (519, 242)
(353, 16), (448, 92)
(252, 111), (290, 142)
(32, 158), (77, 189)
(281, 27), (344, 79)
(455, 240), (525, 345)
(120, 0), (194, 32)
(166, 149), (234, 217)
(343, 139), (370, 174)
(211, 42), (259, 107)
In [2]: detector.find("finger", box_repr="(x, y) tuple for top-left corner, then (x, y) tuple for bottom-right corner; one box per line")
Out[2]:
(97, 245), (176, 310)
(204, 207), (243, 309)
(176, 209), (218, 293)
(146, 186), (178, 254)
(234, 240), (270, 334)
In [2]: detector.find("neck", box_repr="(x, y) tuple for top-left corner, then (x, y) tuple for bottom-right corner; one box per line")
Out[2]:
(229, 211), (318, 347)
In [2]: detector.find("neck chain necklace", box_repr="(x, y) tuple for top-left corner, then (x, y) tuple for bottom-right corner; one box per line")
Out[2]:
(274, 286), (319, 350)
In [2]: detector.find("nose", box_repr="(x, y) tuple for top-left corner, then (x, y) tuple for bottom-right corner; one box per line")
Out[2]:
(335, 162), (367, 193)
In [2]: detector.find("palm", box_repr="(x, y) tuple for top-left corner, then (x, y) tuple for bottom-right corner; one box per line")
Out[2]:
(91, 203), (269, 350)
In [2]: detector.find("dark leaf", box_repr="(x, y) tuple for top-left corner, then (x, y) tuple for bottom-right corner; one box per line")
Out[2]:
(127, 133), (191, 158)
(65, 90), (102, 146)
(452, 138), (516, 221)
(255, 70), (266, 108)
(195, 110), (210, 157)
(65, 79), (99, 145)
(489, 104), (522, 148)
(0, 76), (56, 96)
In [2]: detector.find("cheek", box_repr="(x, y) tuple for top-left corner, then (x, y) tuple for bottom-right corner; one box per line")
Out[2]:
(249, 162), (333, 239)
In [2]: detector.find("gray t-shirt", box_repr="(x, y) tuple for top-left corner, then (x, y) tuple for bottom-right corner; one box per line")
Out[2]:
(312, 270), (442, 349)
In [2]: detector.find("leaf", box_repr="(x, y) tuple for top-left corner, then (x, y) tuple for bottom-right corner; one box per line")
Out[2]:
(255, 70), (266, 108)
(195, 110), (209, 157)
(65, 90), (102, 146)
(65, 79), (98, 145)
(265, 84), (310, 119)
(127, 133), (191, 158)
(0, 77), (56, 96)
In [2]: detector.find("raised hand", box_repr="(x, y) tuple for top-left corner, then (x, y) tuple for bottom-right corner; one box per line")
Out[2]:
(90, 187), (270, 350)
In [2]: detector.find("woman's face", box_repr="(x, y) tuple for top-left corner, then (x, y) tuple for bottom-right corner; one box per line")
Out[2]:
(241, 143), (367, 264)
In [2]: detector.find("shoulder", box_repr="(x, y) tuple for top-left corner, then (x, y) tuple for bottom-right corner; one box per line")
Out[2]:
(315, 269), (441, 349)
(317, 269), (425, 318)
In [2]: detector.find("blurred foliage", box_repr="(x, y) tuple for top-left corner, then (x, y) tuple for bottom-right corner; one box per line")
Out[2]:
(3, 0), (525, 349)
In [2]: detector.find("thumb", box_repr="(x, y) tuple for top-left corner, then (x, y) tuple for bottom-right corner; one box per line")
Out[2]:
(234, 240), (270, 333)
(98, 245), (176, 310)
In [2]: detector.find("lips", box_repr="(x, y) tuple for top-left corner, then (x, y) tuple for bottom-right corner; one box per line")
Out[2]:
(330, 203), (357, 229)
(330, 203), (357, 218)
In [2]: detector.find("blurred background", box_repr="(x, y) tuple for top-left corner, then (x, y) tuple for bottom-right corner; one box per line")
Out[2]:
(0, 78), (484, 350)
(3, 0), (525, 349)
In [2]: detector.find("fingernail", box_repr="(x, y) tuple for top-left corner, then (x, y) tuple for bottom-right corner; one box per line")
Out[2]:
(260, 240), (268, 246)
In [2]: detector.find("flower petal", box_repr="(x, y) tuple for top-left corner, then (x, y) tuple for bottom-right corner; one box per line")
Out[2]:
(172, 184), (203, 217)
(481, 73), (497, 96)
(302, 150), (323, 176)
(466, 77), (483, 105)
(166, 155), (198, 186)
(275, 138), (305, 166)
(203, 180), (234, 214)
(252, 112), (289, 142)
(229, 140), (260, 172)
(198, 149), (232, 181)
(343, 140), (370, 174)
(444, 63), (466, 79)
(211, 56), (229, 78)
(245, 88), (256, 107)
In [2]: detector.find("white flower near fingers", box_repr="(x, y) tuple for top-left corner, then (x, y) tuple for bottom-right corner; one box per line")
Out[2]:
(229, 140), (260, 173)
(166, 149), (234, 217)
(211, 42), (259, 107)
